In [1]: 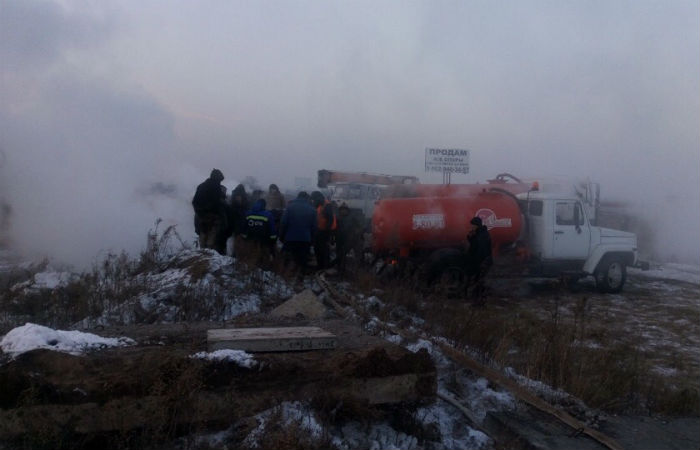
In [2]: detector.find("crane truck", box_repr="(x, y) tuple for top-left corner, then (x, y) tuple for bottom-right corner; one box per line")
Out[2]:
(372, 174), (645, 293)
(317, 169), (419, 230)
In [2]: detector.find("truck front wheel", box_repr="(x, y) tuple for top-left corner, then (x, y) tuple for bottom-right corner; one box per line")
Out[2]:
(595, 257), (626, 293)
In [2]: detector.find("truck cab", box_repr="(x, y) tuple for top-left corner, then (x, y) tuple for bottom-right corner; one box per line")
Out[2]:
(328, 182), (382, 230)
(518, 192), (638, 292)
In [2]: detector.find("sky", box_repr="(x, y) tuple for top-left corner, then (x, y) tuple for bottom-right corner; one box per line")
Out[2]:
(1, 0), (698, 266)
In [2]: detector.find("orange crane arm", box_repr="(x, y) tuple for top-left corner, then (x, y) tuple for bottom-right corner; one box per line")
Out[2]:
(317, 170), (419, 188)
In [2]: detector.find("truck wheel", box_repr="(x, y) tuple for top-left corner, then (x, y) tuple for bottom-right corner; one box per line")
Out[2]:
(425, 249), (466, 298)
(435, 265), (465, 298)
(595, 258), (626, 293)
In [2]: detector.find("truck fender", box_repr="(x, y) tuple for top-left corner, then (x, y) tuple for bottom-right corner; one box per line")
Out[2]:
(583, 246), (636, 274)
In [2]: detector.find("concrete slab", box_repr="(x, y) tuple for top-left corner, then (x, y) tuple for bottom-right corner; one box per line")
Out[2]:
(207, 326), (337, 352)
(270, 289), (327, 319)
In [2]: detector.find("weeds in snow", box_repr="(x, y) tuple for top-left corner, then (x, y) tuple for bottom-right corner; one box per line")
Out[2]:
(352, 268), (700, 416)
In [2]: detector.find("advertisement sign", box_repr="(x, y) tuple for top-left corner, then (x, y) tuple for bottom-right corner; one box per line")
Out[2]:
(425, 148), (470, 174)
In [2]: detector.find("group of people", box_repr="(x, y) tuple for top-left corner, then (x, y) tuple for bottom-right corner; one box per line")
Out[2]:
(191, 169), (364, 275)
(192, 168), (492, 300)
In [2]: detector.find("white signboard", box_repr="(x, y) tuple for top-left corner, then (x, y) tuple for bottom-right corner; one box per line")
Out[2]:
(425, 148), (470, 174)
(412, 214), (445, 230)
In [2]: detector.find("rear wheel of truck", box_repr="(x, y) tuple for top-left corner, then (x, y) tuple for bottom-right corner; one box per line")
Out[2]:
(425, 249), (466, 298)
(595, 257), (626, 293)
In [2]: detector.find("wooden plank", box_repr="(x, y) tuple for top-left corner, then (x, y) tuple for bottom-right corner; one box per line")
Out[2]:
(207, 327), (337, 352)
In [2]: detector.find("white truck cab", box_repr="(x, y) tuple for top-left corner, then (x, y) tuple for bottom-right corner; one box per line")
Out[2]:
(517, 192), (638, 292)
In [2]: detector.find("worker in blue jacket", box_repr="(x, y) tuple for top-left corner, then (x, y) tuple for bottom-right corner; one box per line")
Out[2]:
(244, 199), (277, 259)
(279, 191), (317, 274)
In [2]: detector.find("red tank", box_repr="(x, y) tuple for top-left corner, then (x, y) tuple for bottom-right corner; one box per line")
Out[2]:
(381, 182), (532, 199)
(372, 191), (523, 256)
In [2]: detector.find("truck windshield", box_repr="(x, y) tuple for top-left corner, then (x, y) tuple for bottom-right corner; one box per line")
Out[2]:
(529, 200), (543, 216)
(333, 185), (362, 199)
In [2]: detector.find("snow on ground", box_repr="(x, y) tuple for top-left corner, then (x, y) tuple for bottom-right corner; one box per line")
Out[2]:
(415, 402), (491, 449)
(0, 323), (135, 357)
(333, 422), (419, 450)
(630, 262), (700, 285)
(502, 366), (588, 410)
(76, 249), (289, 327)
(190, 349), (257, 368)
(11, 270), (78, 292)
(352, 293), (517, 448)
(242, 401), (324, 448)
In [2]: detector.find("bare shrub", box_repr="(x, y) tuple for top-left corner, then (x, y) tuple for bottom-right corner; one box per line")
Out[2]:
(138, 219), (190, 273)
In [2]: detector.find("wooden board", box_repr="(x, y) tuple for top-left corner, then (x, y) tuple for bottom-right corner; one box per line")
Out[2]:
(207, 327), (337, 352)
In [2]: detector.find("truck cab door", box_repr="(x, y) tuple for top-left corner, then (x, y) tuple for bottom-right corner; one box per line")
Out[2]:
(551, 201), (591, 260)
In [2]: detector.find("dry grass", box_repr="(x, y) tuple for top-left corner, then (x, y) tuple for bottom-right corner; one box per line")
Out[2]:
(351, 268), (700, 416)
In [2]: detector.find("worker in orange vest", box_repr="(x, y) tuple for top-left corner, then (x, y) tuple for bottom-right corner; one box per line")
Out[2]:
(310, 191), (336, 270)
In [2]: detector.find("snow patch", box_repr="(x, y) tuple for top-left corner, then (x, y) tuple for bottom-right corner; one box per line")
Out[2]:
(652, 366), (679, 377)
(190, 349), (257, 368)
(0, 323), (135, 357)
(11, 270), (78, 293)
(416, 401), (491, 449)
(334, 422), (418, 450)
(406, 338), (451, 368)
(243, 401), (323, 448)
(630, 262), (700, 285)
(384, 334), (403, 345)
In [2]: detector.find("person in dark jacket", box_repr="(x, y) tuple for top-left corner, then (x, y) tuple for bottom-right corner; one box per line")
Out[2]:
(244, 199), (277, 261)
(192, 169), (228, 254)
(265, 184), (286, 211)
(230, 184), (249, 257)
(279, 192), (317, 274)
(265, 183), (286, 231)
(310, 191), (336, 270)
(466, 216), (493, 303)
(332, 203), (365, 274)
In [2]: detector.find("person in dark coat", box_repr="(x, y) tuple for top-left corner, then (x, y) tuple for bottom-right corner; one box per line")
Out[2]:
(310, 191), (336, 270)
(230, 184), (249, 257)
(265, 183), (286, 231)
(265, 184), (286, 211)
(244, 199), (277, 261)
(466, 216), (493, 303)
(192, 169), (227, 254)
(332, 203), (365, 274)
(279, 191), (317, 274)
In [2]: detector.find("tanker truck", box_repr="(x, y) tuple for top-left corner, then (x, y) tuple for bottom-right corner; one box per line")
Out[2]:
(372, 181), (643, 293)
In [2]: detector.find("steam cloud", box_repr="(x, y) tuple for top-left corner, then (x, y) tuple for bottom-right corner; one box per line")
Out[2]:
(1, 1), (698, 267)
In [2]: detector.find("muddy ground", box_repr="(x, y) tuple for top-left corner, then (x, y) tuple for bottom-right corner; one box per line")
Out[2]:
(0, 318), (436, 449)
(0, 252), (698, 449)
(488, 271), (700, 398)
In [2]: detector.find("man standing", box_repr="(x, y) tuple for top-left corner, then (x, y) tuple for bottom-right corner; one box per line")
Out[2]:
(466, 216), (493, 303)
(192, 169), (227, 254)
(279, 192), (317, 275)
(310, 191), (336, 270)
(230, 184), (249, 257)
(244, 198), (277, 262)
(265, 183), (286, 230)
(333, 203), (365, 274)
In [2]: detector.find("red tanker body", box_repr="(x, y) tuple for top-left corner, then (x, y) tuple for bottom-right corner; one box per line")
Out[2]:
(380, 173), (532, 200)
(372, 191), (523, 257)
(412, 183), (531, 198)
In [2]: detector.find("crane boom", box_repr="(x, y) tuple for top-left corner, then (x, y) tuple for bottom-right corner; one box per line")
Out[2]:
(317, 170), (419, 188)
